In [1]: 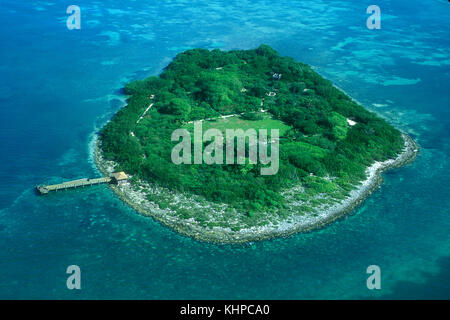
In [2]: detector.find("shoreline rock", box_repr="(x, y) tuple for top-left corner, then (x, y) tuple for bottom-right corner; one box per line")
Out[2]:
(94, 133), (418, 244)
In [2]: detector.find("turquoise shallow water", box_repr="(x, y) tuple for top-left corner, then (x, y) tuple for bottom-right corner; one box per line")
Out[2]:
(0, 0), (449, 299)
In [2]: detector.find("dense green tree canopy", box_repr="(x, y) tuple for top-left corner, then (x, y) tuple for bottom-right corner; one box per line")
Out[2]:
(100, 45), (404, 212)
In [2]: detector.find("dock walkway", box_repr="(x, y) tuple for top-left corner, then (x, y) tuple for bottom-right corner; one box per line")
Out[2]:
(36, 172), (128, 195)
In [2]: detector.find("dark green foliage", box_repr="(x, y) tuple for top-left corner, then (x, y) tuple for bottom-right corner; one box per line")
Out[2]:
(99, 45), (404, 212)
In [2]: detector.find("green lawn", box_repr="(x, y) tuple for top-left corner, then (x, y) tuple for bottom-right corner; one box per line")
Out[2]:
(183, 113), (292, 139)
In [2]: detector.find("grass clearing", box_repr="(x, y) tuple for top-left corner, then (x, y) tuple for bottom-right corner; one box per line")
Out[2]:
(183, 112), (292, 142)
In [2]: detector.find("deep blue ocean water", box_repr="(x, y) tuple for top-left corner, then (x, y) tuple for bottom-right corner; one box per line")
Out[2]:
(0, 0), (449, 299)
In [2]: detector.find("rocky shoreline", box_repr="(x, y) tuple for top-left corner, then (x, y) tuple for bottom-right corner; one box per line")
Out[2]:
(94, 133), (418, 244)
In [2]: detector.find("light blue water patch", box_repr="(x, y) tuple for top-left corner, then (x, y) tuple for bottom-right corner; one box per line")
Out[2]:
(331, 36), (357, 51)
(382, 77), (421, 86)
(99, 31), (121, 46)
(169, 46), (194, 52)
(416, 60), (448, 66)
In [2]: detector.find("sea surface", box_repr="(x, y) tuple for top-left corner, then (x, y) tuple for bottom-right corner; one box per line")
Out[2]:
(0, 0), (449, 299)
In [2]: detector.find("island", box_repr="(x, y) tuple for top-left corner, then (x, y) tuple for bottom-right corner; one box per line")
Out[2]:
(95, 45), (418, 243)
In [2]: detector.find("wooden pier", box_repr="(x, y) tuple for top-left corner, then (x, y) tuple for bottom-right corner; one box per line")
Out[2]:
(36, 172), (128, 195)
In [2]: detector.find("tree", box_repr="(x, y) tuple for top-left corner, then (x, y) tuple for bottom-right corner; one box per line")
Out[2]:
(159, 98), (191, 119)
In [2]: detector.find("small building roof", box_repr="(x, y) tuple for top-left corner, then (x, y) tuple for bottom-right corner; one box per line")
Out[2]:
(112, 172), (128, 181)
(272, 73), (282, 79)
